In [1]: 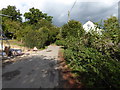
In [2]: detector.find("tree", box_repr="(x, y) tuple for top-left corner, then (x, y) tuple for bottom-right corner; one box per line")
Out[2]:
(31, 19), (53, 30)
(1, 5), (22, 38)
(16, 25), (33, 42)
(24, 7), (53, 24)
(24, 27), (49, 48)
(103, 16), (120, 44)
(2, 5), (22, 22)
(58, 19), (120, 88)
(3, 19), (22, 39)
(62, 20), (85, 38)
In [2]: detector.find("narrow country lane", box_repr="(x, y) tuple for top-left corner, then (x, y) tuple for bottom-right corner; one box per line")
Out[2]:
(2, 45), (62, 88)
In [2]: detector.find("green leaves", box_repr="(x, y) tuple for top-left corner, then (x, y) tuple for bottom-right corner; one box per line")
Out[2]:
(64, 45), (120, 87)
(1, 5), (22, 38)
(2, 18), (22, 39)
(2, 5), (22, 22)
(23, 19), (59, 48)
(103, 16), (120, 44)
(61, 20), (85, 39)
(1, 5), (57, 47)
(60, 18), (120, 88)
(24, 7), (53, 24)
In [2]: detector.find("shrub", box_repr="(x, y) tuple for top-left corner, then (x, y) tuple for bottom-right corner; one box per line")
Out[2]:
(55, 40), (66, 46)
(23, 26), (59, 49)
(24, 27), (48, 48)
(61, 20), (85, 39)
(61, 18), (120, 88)
(64, 46), (120, 87)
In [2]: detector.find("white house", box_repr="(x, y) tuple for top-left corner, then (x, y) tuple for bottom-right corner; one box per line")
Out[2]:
(83, 21), (102, 35)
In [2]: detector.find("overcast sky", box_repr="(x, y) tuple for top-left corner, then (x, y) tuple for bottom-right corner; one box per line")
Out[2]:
(0, 0), (119, 26)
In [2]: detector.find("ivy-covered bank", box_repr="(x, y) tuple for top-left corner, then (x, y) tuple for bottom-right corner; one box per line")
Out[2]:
(56, 17), (120, 88)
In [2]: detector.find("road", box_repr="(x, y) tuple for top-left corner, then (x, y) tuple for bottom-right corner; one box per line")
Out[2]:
(2, 45), (65, 88)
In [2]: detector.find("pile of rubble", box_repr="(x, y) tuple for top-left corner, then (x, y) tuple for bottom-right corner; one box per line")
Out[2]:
(1, 46), (39, 61)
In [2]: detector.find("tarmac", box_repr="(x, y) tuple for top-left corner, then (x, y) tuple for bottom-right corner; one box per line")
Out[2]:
(2, 45), (63, 88)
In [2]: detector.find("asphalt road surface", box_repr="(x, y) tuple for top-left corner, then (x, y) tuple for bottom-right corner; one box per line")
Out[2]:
(2, 45), (65, 88)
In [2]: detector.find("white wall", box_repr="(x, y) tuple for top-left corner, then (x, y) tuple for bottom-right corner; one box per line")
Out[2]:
(83, 21), (102, 34)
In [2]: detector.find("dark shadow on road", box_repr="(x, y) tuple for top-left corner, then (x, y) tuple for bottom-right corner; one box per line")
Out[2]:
(2, 70), (20, 81)
(2, 55), (73, 88)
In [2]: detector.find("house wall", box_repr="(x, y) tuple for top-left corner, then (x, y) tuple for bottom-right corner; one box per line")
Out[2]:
(83, 21), (102, 34)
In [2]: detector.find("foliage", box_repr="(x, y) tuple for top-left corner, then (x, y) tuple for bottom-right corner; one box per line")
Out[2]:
(64, 47), (120, 87)
(46, 26), (59, 44)
(61, 20), (85, 39)
(103, 16), (120, 44)
(24, 7), (53, 24)
(2, 18), (22, 39)
(1, 5), (58, 49)
(31, 19), (53, 30)
(1, 5), (22, 39)
(1, 5), (120, 88)
(16, 25), (33, 42)
(24, 25), (59, 48)
(60, 17), (120, 88)
(2, 5), (22, 22)
(55, 39), (66, 46)
(24, 28), (48, 48)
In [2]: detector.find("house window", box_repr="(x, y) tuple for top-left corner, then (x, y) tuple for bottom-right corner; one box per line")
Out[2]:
(87, 24), (90, 27)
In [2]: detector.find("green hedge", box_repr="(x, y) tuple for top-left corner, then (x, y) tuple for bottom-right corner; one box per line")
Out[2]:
(55, 40), (66, 46)
(61, 19), (120, 88)
(23, 26), (59, 49)
(64, 47), (120, 87)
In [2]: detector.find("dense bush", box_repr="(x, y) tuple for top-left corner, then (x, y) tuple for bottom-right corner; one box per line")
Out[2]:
(55, 40), (66, 46)
(1, 5), (58, 49)
(61, 20), (85, 39)
(23, 26), (59, 48)
(61, 18), (120, 88)
(24, 29), (46, 48)
(64, 46), (120, 87)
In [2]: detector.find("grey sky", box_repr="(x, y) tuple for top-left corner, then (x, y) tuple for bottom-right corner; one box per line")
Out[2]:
(0, 0), (119, 26)
(44, 2), (118, 26)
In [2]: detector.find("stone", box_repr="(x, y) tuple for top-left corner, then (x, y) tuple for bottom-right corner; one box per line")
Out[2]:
(33, 47), (38, 51)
